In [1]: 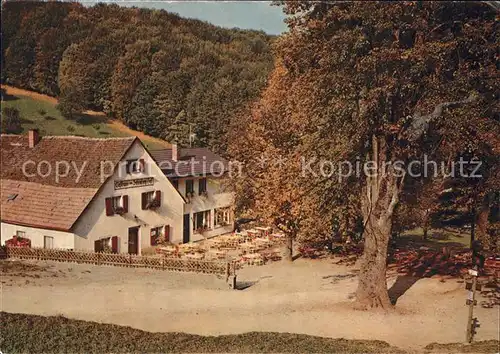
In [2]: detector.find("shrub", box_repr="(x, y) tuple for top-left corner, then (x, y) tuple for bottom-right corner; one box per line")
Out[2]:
(1, 107), (22, 134)
(37, 109), (47, 116)
(66, 125), (75, 133)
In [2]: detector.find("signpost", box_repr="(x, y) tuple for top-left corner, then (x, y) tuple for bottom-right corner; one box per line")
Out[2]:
(465, 267), (481, 343)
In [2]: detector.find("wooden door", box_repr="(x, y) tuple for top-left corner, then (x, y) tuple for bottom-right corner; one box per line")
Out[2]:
(128, 227), (139, 254)
(183, 214), (190, 243)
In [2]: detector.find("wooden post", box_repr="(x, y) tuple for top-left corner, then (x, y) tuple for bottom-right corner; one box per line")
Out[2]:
(162, 255), (165, 270)
(225, 262), (230, 283)
(466, 267), (478, 343)
(97, 252), (101, 266)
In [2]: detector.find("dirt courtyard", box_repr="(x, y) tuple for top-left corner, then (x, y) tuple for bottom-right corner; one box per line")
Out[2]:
(1, 258), (498, 350)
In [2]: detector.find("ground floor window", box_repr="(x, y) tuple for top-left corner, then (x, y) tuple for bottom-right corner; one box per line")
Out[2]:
(193, 210), (211, 233)
(150, 226), (162, 246)
(16, 230), (26, 238)
(94, 237), (111, 253)
(215, 207), (232, 227)
(44, 236), (54, 249)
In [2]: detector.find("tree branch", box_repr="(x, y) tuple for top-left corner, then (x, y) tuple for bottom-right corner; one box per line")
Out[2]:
(405, 93), (479, 141)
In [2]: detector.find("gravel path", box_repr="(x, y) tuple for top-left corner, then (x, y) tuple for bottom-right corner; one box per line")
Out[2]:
(1, 258), (498, 350)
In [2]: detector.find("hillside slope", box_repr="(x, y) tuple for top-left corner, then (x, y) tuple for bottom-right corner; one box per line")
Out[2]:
(1, 1), (275, 152)
(1, 85), (170, 150)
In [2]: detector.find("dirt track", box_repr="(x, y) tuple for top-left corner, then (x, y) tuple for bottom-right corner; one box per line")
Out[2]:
(1, 84), (171, 148)
(1, 258), (498, 350)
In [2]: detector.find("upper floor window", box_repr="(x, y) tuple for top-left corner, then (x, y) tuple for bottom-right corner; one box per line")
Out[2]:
(105, 195), (128, 216)
(171, 179), (179, 190)
(185, 179), (194, 196)
(126, 159), (145, 174)
(142, 190), (161, 210)
(198, 178), (207, 195)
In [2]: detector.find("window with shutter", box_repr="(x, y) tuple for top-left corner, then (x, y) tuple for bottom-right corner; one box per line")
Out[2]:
(110, 196), (125, 215)
(142, 191), (160, 209)
(150, 227), (162, 246)
(139, 158), (145, 173)
(126, 159), (140, 174)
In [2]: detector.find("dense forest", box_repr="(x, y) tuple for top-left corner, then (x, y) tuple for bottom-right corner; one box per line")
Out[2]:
(1, 1), (274, 151)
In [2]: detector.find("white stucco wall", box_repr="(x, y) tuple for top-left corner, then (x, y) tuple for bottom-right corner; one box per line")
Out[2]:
(176, 176), (234, 242)
(1, 222), (75, 249)
(72, 141), (185, 254)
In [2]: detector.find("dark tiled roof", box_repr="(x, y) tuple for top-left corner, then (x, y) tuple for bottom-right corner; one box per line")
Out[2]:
(0, 134), (137, 230)
(150, 147), (228, 178)
(1, 134), (136, 188)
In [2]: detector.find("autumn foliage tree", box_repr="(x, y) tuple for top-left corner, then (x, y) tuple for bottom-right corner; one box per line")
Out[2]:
(230, 1), (498, 309)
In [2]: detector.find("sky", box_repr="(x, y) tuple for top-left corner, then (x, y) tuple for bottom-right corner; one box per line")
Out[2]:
(83, 1), (288, 35)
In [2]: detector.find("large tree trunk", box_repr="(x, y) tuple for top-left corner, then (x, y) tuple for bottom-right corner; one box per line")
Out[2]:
(357, 212), (392, 309)
(355, 135), (403, 310)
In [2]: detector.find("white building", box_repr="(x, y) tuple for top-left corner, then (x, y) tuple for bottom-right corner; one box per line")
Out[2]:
(1, 130), (186, 254)
(150, 146), (235, 243)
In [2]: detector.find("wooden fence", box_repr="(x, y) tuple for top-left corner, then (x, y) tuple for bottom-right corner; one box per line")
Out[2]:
(5, 246), (237, 277)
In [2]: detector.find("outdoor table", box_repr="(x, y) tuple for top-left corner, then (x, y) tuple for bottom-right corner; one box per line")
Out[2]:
(255, 226), (272, 236)
(255, 237), (271, 245)
(240, 242), (259, 254)
(207, 249), (227, 260)
(242, 253), (264, 265)
(184, 252), (204, 260)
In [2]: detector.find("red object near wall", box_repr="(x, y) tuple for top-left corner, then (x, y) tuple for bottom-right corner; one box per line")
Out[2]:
(5, 236), (31, 248)
(111, 236), (119, 253)
(155, 190), (161, 205)
(105, 198), (113, 216)
(122, 196), (129, 213)
(164, 225), (170, 242)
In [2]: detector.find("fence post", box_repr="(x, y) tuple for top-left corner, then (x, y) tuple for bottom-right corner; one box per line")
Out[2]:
(129, 254), (132, 266)
(97, 252), (101, 266)
(162, 254), (165, 270)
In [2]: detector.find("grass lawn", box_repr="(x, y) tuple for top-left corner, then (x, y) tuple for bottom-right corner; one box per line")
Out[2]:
(1, 90), (166, 150)
(2, 312), (498, 353)
(399, 228), (471, 250)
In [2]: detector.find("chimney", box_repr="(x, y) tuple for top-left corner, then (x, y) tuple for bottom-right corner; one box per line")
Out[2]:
(28, 129), (40, 148)
(171, 144), (178, 162)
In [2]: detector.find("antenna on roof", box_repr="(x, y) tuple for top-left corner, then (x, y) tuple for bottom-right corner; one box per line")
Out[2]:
(188, 124), (196, 148)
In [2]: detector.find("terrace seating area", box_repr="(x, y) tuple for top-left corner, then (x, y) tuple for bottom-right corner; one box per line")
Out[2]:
(155, 226), (285, 267)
